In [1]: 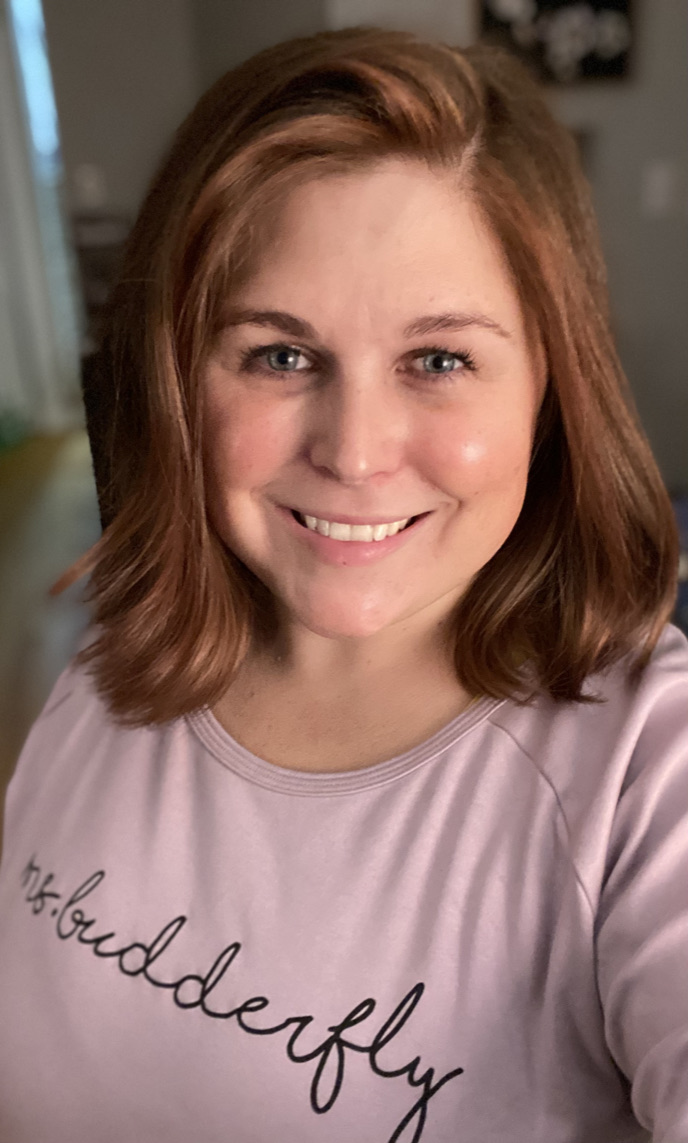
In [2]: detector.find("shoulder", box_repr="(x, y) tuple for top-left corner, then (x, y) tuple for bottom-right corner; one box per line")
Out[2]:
(2, 659), (171, 854)
(0, 661), (97, 862)
(484, 624), (688, 901)
(17, 656), (113, 754)
(488, 623), (688, 774)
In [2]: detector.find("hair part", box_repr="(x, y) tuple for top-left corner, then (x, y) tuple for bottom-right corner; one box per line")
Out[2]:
(71, 27), (678, 723)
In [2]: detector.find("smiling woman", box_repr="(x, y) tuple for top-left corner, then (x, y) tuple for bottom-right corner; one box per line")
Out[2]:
(202, 166), (542, 642)
(0, 26), (687, 1143)
(200, 164), (545, 767)
(55, 32), (676, 724)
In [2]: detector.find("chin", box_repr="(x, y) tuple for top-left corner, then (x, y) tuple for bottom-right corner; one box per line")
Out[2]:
(284, 593), (401, 642)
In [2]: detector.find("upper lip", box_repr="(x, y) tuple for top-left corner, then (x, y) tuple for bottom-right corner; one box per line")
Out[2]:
(286, 507), (425, 525)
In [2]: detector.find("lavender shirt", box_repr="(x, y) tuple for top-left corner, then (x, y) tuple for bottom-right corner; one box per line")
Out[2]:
(1, 626), (688, 1143)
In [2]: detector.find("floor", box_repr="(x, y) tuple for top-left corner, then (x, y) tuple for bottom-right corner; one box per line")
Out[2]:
(0, 432), (100, 806)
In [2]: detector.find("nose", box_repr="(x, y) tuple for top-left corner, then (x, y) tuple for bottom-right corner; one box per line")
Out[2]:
(306, 371), (408, 484)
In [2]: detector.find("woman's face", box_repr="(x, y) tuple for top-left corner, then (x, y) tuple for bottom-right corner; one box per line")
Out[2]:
(202, 159), (545, 642)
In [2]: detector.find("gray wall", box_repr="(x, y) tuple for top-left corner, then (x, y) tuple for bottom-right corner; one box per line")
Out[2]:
(327, 0), (474, 43)
(42, 0), (199, 215)
(553, 0), (688, 491)
(192, 0), (325, 89)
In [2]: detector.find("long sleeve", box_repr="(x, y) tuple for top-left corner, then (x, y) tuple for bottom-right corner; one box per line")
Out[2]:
(595, 670), (688, 1141)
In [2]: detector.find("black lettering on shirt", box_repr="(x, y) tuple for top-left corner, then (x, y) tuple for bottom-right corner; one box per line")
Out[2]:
(20, 855), (464, 1143)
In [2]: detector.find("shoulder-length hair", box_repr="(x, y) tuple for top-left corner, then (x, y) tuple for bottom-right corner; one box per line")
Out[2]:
(69, 27), (678, 724)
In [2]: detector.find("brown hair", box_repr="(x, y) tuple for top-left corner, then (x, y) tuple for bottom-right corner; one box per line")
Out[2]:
(70, 27), (678, 723)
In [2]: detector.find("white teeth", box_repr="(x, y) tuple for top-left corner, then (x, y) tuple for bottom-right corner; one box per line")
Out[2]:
(299, 514), (410, 541)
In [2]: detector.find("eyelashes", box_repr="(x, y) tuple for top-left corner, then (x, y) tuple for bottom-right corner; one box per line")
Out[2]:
(411, 346), (477, 376)
(238, 342), (478, 379)
(239, 344), (312, 373)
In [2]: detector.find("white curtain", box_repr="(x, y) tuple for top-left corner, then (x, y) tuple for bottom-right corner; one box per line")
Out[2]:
(0, 0), (82, 435)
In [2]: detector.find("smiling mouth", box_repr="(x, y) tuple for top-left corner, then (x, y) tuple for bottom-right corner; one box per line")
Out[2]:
(291, 511), (426, 542)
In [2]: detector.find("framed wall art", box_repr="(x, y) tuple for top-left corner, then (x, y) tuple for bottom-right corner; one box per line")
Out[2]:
(478, 1), (634, 84)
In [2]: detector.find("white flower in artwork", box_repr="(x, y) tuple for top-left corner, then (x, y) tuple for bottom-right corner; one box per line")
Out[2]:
(486, 0), (537, 23)
(595, 10), (631, 59)
(538, 3), (598, 81)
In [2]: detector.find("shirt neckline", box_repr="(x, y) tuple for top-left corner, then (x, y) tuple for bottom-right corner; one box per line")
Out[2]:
(187, 695), (504, 796)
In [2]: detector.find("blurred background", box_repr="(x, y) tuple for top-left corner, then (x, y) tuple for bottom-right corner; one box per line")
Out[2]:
(0, 0), (686, 789)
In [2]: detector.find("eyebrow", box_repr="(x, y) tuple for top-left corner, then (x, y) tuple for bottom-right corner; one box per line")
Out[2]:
(403, 312), (511, 340)
(222, 309), (317, 339)
(221, 308), (512, 341)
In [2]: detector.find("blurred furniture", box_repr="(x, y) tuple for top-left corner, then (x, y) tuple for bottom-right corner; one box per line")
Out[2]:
(71, 212), (130, 352)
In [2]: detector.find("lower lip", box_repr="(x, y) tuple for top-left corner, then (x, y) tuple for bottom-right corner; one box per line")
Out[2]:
(279, 508), (430, 566)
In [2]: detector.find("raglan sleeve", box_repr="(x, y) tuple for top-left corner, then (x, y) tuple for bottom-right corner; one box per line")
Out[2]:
(594, 662), (688, 1143)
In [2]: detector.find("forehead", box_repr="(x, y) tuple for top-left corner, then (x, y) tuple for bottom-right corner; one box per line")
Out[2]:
(232, 159), (527, 341)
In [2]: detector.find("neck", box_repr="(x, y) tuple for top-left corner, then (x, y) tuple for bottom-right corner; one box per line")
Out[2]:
(213, 608), (473, 773)
(252, 601), (457, 690)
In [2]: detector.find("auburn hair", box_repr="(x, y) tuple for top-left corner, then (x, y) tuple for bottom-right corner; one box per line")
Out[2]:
(70, 27), (678, 723)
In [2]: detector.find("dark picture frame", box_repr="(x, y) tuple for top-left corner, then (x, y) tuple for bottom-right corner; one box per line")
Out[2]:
(478, 1), (634, 84)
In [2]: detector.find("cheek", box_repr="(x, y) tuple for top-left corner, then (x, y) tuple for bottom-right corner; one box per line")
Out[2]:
(202, 393), (299, 496)
(418, 414), (533, 499)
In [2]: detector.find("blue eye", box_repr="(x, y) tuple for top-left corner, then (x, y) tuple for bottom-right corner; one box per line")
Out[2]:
(421, 351), (462, 374)
(407, 348), (477, 378)
(238, 342), (315, 378)
(266, 347), (305, 371)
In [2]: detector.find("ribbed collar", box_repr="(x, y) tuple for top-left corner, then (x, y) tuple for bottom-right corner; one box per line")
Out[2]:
(187, 696), (504, 796)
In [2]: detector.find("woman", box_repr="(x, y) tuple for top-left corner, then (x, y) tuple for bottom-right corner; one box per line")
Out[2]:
(0, 27), (686, 1143)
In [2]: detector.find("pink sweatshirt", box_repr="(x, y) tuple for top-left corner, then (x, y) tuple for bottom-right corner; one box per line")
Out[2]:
(1, 625), (687, 1143)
